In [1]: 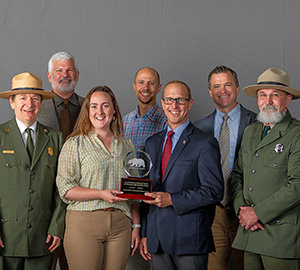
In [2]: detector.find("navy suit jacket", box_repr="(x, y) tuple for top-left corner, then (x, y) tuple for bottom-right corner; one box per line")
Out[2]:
(142, 122), (224, 255)
(194, 104), (256, 160)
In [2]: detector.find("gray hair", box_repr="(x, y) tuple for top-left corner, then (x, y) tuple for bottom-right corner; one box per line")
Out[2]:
(48, 52), (78, 74)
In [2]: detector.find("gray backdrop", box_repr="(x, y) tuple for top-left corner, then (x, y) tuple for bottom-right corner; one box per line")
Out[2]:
(1, 0), (300, 123)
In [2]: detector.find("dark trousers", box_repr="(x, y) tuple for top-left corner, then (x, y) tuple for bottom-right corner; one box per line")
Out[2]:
(151, 252), (208, 270)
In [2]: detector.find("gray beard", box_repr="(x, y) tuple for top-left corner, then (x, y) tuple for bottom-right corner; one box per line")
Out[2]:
(257, 105), (286, 124)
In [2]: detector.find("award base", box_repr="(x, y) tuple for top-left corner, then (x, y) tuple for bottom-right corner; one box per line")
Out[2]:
(117, 177), (154, 200)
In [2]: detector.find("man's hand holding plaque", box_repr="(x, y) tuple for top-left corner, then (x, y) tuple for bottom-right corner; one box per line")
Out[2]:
(117, 150), (154, 200)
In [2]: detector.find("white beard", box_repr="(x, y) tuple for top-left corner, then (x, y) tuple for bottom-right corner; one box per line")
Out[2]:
(257, 105), (286, 124)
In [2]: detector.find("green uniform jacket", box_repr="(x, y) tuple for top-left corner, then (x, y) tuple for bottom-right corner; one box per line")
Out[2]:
(231, 110), (300, 259)
(0, 118), (66, 257)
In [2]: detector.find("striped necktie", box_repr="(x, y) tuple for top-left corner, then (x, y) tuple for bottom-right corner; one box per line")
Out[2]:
(219, 115), (231, 207)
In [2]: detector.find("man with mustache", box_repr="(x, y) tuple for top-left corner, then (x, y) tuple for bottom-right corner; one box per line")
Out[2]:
(37, 52), (84, 142)
(123, 67), (167, 270)
(231, 68), (300, 270)
(37, 52), (84, 269)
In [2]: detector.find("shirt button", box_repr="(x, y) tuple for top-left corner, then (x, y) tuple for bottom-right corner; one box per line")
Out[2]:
(27, 224), (32, 228)
(250, 204), (254, 207)
(251, 169), (256, 174)
(30, 171), (34, 176)
(49, 163), (53, 168)
(255, 152), (259, 157)
(273, 163), (278, 167)
(28, 206), (33, 211)
(29, 189), (34, 193)
(276, 220), (280, 224)
(6, 163), (10, 167)
(249, 187), (253, 191)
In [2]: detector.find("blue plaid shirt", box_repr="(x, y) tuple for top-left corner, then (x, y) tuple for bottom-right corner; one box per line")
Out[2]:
(123, 103), (168, 151)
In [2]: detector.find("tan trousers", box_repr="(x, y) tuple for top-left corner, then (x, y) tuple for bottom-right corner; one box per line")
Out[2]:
(64, 210), (131, 270)
(208, 204), (244, 270)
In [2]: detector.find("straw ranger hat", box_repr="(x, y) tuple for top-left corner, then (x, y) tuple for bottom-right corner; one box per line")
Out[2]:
(243, 67), (300, 100)
(0, 72), (56, 100)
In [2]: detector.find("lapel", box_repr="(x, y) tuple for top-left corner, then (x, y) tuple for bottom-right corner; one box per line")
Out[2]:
(4, 118), (31, 167)
(254, 111), (291, 152)
(41, 99), (60, 130)
(152, 130), (167, 183)
(31, 122), (50, 168)
(238, 105), (252, 142)
(162, 123), (193, 183)
(204, 111), (215, 135)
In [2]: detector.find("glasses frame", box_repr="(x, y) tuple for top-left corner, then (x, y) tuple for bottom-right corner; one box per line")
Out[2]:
(162, 97), (191, 105)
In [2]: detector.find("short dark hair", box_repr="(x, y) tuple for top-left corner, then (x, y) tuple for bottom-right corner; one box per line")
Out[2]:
(208, 65), (239, 89)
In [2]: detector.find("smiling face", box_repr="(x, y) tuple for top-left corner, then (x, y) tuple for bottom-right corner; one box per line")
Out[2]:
(48, 59), (79, 94)
(89, 91), (116, 134)
(256, 88), (292, 124)
(133, 68), (161, 107)
(161, 82), (193, 130)
(209, 71), (240, 114)
(10, 93), (42, 127)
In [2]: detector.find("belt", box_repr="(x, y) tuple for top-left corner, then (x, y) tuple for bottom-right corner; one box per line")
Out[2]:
(100, 207), (119, 212)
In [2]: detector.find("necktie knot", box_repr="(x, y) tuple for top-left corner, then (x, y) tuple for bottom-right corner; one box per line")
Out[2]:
(167, 130), (175, 139)
(223, 114), (229, 121)
(63, 99), (69, 107)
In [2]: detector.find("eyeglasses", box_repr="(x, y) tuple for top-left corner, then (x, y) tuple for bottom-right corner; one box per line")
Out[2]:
(162, 97), (190, 105)
(257, 92), (287, 100)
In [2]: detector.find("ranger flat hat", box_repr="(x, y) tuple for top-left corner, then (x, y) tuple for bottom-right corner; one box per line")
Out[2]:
(0, 72), (56, 100)
(243, 67), (300, 100)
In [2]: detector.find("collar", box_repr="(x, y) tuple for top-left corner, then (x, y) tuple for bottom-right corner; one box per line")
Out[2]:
(167, 119), (190, 136)
(135, 102), (160, 121)
(54, 92), (77, 107)
(15, 117), (37, 134)
(216, 103), (241, 121)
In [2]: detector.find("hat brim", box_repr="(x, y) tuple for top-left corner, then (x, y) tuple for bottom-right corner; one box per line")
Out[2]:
(0, 89), (56, 100)
(243, 84), (300, 100)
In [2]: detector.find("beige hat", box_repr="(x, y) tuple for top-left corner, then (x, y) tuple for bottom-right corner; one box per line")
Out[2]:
(0, 72), (56, 100)
(243, 67), (300, 100)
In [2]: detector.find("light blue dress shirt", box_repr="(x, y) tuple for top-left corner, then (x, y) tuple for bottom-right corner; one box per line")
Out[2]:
(162, 119), (190, 153)
(214, 104), (241, 171)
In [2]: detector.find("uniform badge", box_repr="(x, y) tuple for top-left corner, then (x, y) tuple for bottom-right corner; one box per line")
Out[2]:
(48, 147), (53, 156)
(274, 144), (284, 153)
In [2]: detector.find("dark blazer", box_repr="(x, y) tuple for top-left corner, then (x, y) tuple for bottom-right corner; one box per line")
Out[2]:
(194, 104), (256, 160)
(37, 93), (84, 131)
(142, 122), (224, 255)
(0, 118), (65, 257)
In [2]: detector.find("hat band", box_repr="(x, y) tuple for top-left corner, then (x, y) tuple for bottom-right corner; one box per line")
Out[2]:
(12, 87), (44, 91)
(257, 81), (289, 87)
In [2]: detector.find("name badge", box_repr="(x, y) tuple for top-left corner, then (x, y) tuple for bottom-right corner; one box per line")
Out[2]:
(3, 150), (14, 154)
